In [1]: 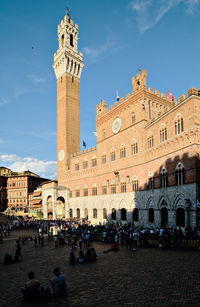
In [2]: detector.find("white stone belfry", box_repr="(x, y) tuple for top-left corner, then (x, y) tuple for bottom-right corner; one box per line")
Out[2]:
(53, 13), (84, 80)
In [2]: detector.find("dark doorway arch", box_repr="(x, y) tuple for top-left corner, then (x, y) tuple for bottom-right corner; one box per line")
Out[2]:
(69, 208), (73, 218)
(133, 208), (139, 222)
(149, 208), (154, 223)
(111, 208), (116, 220)
(84, 208), (88, 219)
(77, 208), (80, 219)
(121, 208), (127, 221)
(161, 207), (168, 227)
(57, 196), (65, 218)
(47, 196), (53, 219)
(176, 208), (185, 227)
(103, 208), (107, 220)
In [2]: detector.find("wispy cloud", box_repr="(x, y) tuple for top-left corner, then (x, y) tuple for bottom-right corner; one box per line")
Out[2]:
(27, 74), (46, 84)
(129, 0), (198, 33)
(0, 154), (57, 179)
(83, 28), (123, 63)
(0, 97), (9, 106)
(129, 0), (183, 33)
(13, 87), (30, 98)
(186, 0), (200, 14)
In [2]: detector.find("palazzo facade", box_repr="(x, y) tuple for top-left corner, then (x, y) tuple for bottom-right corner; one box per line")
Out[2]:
(43, 13), (200, 229)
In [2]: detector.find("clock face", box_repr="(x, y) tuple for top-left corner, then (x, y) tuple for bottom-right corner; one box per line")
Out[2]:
(59, 150), (65, 161)
(112, 117), (122, 134)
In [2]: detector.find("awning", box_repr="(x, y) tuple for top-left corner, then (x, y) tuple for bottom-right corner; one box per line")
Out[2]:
(32, 192), (42, 197)
(31, 199), (42, 205)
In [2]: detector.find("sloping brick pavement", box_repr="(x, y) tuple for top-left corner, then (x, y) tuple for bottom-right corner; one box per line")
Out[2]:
(0, 230), (200, 306)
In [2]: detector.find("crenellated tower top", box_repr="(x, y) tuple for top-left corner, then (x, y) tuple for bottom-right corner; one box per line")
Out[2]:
(53, 13), (84, 80)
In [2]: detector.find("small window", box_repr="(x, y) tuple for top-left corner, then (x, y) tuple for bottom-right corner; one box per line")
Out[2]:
(83, 161), (88, 169)
(148, 136), (154, 148)
(121, 182), (126, 193)
(131, 143), (138, 155)
(75, 163), (79, 171)
(149, 177), (154, 190)
(102, 186), (107, 195)
(69, 190), (72, 198)
(61, 34), (64, 47)
(92, 187), (97, 196)
(92, 158), (97, 167)
(176, 165), (184, 186)
(132, 180), (138, 192)
(160, 128), (167, 142)
(175, 118), (184, 135)
(132, 114), (135, 124)
(111, 151), (115, 161)
(76, 190), (80, 197)
(111, 184), (116, 194)
(120, 147), (126, 158)
(102, 155), (106, 164)
(70, 34), (73, 47)
(83, 188), (88, 196)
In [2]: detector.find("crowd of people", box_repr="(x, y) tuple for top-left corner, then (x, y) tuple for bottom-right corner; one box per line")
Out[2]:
(1, 214), (200, 302)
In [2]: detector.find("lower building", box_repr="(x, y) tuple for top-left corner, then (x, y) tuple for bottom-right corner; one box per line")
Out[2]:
(0, 175), (8, 212)
(7, 170), (49, 213)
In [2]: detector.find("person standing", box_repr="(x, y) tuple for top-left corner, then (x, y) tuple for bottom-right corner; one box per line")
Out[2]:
(34, 235), (37, 247)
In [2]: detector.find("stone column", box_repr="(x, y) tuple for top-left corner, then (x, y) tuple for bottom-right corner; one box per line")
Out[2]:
(127, 211), (132, 224)
(154, 209), (160, 227)
(168, 210), (176, 228)
(98, 208), (103, 224)
(116, 209), (121, 222)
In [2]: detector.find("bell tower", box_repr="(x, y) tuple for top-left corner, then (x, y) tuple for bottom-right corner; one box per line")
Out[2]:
(53, 13), (84, 181)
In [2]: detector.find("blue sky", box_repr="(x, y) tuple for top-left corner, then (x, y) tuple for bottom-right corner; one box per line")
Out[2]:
(0, 0), (200, 179)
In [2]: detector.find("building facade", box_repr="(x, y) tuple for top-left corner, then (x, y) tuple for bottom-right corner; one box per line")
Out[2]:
(43, 13), (200, 229)
(7, 171), (49, 213)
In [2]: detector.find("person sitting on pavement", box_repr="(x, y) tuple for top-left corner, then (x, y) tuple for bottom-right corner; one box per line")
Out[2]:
(90, 247), (97, 261)
(69, 251), (76, 264)
(51, 268), (66, 296)
(77, 250), (85, 263)
(111, 242), (119, 252)
(22, 272), (41, 301)
(85, 248), (91, 262)
(4, 253), (13, 264)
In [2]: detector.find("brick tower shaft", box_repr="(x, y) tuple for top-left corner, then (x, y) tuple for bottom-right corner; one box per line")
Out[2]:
(53, 13), (84, 181)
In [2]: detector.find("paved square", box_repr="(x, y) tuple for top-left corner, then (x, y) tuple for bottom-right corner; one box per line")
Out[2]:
(0, 230), (200, 306)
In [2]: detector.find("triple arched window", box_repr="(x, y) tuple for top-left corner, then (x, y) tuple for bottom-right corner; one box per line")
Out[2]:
(175, 115), (184, 135)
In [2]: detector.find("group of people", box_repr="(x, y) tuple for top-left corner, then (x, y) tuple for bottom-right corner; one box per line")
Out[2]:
(69, 247), (97, 264)
(22, 268), (66, 301)
(4, 239), (22, 264)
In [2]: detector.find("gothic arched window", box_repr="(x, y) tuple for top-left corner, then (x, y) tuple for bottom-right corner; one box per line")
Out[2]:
(70, 34), (73, 47)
